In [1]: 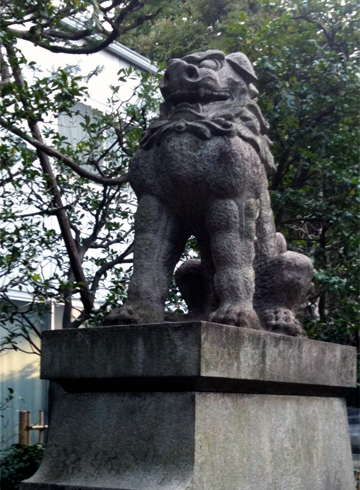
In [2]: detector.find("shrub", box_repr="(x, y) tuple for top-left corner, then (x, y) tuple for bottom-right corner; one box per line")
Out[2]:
(0, 444), (44, 490)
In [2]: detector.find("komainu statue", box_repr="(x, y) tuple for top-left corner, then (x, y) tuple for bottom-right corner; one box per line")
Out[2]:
(105, 50), (313, 336)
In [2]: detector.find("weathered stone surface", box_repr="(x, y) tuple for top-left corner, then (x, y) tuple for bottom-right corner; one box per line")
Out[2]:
(21, 392), (355, 490)
(21, 324), (357, 490)
(189, 394), (354, 490)
(41, 323), (357, 397)
(104, 50), (314, 336)
(22, 392), (195, 490)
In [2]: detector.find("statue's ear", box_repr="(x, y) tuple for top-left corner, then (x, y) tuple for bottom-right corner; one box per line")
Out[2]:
(226, 53), (258, 84)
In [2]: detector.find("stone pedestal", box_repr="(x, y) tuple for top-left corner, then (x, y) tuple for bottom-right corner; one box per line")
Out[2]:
(21, 322), (356, 490)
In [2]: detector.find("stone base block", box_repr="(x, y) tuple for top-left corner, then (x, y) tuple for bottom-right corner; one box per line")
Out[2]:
(21, 324), (356, 489)
(22, 391), (354, 490)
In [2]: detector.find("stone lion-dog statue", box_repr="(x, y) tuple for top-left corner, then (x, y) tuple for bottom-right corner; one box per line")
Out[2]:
(105, 50), (313, 336)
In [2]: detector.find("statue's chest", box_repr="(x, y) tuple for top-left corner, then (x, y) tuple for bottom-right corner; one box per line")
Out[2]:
(129, 132), (264, 207)
(157, 133), (224, 178)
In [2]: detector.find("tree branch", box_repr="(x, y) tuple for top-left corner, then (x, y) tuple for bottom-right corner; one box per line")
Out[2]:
(79, 187), (110, 256)
(70, 223), (81, 251)
(0, 117), (129, 186)
(5, 1), (162, 55)
(6, 203), (73, 219)
(0, 170), (22, 186)
(42, 27), (93, 41)
(90, 229), (132, 249)
(5, 44), (94, 313)
(90, 241), (134, 294)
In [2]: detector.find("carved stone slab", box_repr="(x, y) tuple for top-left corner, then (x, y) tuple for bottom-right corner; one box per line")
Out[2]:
(41, 323), (356, 397)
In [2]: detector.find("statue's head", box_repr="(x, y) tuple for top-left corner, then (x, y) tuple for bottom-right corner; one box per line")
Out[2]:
(143, 49), (274, 174)
(160, 50), (259, 106)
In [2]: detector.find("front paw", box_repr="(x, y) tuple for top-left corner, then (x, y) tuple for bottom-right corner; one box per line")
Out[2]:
(209, 304), (261, 330)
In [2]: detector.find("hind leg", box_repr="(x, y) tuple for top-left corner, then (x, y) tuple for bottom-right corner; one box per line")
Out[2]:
(254, 186), (314, 336)
(104, 194), (189, 325)
(255, 249), (313, 336)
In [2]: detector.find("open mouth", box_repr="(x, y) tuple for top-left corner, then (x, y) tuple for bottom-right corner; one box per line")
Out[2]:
(168, 86), (231, 105)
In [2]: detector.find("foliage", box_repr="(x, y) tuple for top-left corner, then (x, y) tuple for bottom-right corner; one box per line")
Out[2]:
(0, 0), (164, 56)
(0, 389), (24, 447)
(0, 59), (161, 340)
(123, 0), (271, 61)
(126, 0), (360, 346)
(0, 388), (23, 413)
(0, 1), (163, 348)
(0, 388), (16, 414)
(0, 444), (44, 490)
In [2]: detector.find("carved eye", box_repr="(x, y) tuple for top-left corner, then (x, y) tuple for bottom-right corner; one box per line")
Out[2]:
(199, 59), (220, 70)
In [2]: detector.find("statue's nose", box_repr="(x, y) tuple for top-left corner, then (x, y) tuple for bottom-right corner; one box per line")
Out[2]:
(161, 59), (199, 87)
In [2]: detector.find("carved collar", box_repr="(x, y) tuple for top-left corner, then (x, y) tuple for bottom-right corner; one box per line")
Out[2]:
(140, 102), (276, 175)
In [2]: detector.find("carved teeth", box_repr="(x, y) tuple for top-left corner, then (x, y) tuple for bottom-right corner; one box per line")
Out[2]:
(197, 87), (230, 101)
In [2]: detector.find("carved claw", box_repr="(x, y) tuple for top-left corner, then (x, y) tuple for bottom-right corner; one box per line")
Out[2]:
(258, 308), (306, 337)
(209, 304), (261, 330)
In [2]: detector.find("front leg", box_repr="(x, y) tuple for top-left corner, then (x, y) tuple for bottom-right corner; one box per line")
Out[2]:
(104, 194), (189, 325)
(206, 198), (260, 329)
